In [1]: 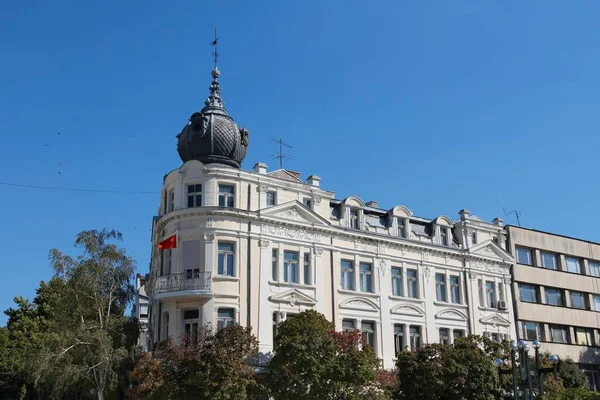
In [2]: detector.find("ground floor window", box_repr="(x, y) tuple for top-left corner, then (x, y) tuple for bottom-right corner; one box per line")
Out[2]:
(217, 308), (235, 331)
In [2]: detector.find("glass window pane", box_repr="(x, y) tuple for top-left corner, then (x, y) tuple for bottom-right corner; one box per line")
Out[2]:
(218, 242), (234, 251)
(566, 257), (581, 274)
(590, 262), (600, 277)
(218, 309), (234, 318)
(342, 319), (355, 330)
(542, 252), (557, 270)
(284, 251), (298, 260)
(517, 248), (532, 265)
(594, 295), (600, 311)
(219, 185), (234, 194)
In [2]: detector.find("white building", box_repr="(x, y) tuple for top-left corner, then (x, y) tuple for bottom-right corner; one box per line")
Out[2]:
(146, 63), (517, 368)
(135, 273), (150, 351)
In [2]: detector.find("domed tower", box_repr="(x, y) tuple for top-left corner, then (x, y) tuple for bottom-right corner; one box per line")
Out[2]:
(176, 66), (249, 168)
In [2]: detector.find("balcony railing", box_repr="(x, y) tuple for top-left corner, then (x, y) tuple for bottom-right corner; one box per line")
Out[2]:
(155, 272), (212, 294)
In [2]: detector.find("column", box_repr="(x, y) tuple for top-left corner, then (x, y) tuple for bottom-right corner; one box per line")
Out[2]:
(258, 240), (273, 354)
(378, 258), (394, 369)
(277, 247), (284, 284)
(167, 302), (177, 340)
(422, 265), (436, 344)
(201, 298), (214, 329)
(403, 324), (409, 350)
(354, 254), (361, 292)
(314, 248), (326, 314)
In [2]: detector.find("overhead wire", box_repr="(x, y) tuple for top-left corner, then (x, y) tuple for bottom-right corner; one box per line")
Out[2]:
(0, 181), (157, 194)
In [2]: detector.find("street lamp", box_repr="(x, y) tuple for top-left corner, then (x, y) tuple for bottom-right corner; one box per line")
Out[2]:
(549, 355), (559, 380)
(532, 340), (543, 395)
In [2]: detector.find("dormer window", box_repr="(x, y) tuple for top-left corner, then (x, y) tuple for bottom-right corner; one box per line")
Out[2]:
(471, 232), (477, 245)
(398, 218), (407, 238)
(440, 228), (449, 246)
(350, 209), (359, 229)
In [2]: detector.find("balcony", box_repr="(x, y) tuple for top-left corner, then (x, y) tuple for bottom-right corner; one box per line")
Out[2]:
(155, 272), (212, 299)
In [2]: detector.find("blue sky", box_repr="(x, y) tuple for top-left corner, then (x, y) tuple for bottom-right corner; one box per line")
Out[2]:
(1, 1), (600, 325)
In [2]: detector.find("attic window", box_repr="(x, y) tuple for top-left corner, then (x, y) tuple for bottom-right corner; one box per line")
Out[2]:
(471, 232), (477, 245)
(398, 218), (407, 238)
(350, 209), (359, 229)
(440, 228), (449, 246)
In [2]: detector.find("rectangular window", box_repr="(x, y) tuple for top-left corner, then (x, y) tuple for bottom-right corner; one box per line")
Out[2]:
(550, 325), (570, 344)
(140, 305), (148, 318)
(168, 189), (175, 212)
(589, 261), (600, 277)
(450, 276), (460, 304)
(409, 326), (421, 351)
(491, 333), (500, 342)
(545, 288), (564, 306)
(266, 191), (276, 206)
(398, 218), (406, 238)
(440, 228), (449, 246)
(394, 324), (404, 354)
(471, 232), (477, 245)
(359, 262), (373, 293)
(391, 267), (403, 296)
(439, 328), (449, 345)
(570, 291), (587, 309)
(303, 253), (311, 285)
(341, 260), (354, 290)
(594, 295), (600, 311)
(350, 209), (359, 229)
(283, 251), (299, 283)
(453, 330), (464, 339)
(187, 184), (202, 208)
(361, 322), (375, 349)
(523, 321), (544, 341)
(407, 270), (418, 298)
(519, 284), (538, 303)
(303, 198), (312, 209)
(541, 252), (558, 270)
(517, 247), (533, 265)
(485, 281), (496, 308)
(436, 273), (447, 302)
(217, 308), (235, 331)
(342, 319), (355, 331)
(217, 242), (235, 276)
(575, 328), (595, 346)
(183, 309), (199, 341)
(272, 249), (278, 281)
(218, 184), (235, 208)
(566, 257), (582, 274)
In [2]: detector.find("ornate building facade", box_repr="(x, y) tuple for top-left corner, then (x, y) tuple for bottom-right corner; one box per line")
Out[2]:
(146, 64), (517, 369)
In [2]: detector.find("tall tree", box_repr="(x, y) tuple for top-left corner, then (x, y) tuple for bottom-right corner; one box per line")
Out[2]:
(31, 229), (138, 400)
(266, 310), (387, 400)
(127, 325), (260, 400)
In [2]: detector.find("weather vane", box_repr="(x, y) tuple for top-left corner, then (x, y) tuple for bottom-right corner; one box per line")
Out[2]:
(210, 29), (220, 67)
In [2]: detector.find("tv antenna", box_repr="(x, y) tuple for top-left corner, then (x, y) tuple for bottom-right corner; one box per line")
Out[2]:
(269, 137), (292, 169)
(502, 206), (522, 226)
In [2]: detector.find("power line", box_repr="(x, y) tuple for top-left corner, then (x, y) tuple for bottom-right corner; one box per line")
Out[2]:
(0, 181), (157, 195)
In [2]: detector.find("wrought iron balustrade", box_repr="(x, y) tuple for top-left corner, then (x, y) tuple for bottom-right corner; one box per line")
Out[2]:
(155, 272), (212, 294)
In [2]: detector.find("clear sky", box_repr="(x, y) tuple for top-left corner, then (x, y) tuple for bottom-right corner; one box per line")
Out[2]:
(2, 1), (600, 325)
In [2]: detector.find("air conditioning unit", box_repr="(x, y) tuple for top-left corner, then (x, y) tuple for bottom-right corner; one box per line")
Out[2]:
(497, 301), (507, 310)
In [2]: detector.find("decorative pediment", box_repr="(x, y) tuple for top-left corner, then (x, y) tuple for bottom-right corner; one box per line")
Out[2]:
(269, 289), (317, 307)
(470, 241), (513, 262)
(435, 309), (468, 321)
(339, 297), (380, 312)
(261, 201), (330, 226)
(480, 314), (511, 327)
(391, 304), (425, 317)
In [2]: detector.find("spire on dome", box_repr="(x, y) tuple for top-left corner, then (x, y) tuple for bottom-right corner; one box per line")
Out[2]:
(204, 66), (224, 108)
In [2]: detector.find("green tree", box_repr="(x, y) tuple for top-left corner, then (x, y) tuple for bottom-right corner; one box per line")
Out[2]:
(395, 335), (502, 400)
(30, 229), (139, 400)
(127, 325), (260, 400)
(266, 310), (387, 400)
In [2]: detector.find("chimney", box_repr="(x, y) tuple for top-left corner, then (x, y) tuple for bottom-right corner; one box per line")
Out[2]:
(459, 209), (470, 221)
(366, 200), (379, 208)
(492, 217), (504, 227)
(307, 175), (321, 187)
(254, 162), (267, 174)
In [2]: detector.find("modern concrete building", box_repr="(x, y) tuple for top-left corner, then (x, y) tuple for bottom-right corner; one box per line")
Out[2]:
(144, 61), (517, 369)
(506, 225), (600, 389)
(135, 273), (150, 351)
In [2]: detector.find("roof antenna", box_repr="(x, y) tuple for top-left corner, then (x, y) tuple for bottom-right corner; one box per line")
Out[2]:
(501, 197), (521, 226)
(269, 137), (292, 169)
(210, 28), (220, 68)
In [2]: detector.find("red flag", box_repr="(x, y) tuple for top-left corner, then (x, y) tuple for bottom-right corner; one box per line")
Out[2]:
(158, 234), (177, 250)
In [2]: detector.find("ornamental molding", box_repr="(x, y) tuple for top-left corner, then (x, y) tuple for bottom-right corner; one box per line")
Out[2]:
(424, 266), (432, 282)
(391, 304), (425, 317)
(435, 309), (468, 321)
(313, 197), (322, 205)
(377, 259), (390, 276)
(204, 234), (215, 243)
(259, 240), (271, 248)
(312, 247), (324, 256)
(339, 297), (380, 312)
(480, 314), (511, 327)
(262, 224), (324, 243)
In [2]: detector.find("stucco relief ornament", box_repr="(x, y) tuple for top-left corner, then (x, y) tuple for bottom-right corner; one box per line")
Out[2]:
(378, 259), (390, 276)
(422, 252), (431, 261)
(469, 271), (479, 280)
(424, 266), (432, 281)
(481, 247), (495, 256)
(204, 234), (215, 243)
(313, 197), (322, 205)
(259, 240), (271, 248)
(312, 247), (324, 256)
(283, 209), (303, 221)
(288, 293), (297, 307)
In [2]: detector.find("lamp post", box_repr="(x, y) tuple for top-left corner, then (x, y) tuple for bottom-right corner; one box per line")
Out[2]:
(517, 340), (534, 400)
(510, 341), (518, 398)
(532, 340), (543, 396)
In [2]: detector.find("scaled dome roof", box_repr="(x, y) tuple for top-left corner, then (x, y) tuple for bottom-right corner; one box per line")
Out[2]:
(176, 66), (249, 168)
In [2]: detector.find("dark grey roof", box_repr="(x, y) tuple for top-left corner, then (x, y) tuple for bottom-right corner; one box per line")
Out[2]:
(176, 66), (249, 168)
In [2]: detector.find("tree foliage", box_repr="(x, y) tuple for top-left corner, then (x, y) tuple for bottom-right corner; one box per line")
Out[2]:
(127, 325), (259, 400)
(395, 335), (502, 400)
(265, 310), (388, 400)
